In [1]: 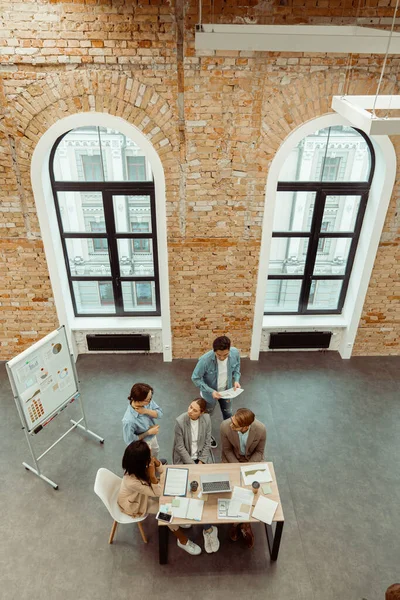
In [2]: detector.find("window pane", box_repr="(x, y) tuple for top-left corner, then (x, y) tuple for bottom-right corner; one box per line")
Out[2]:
(52, 126), (152, 183)
(72, 281), (115, 314)
(313, 238), (352, 276)
(322, 195), (361, 232)
(66, 239), (111, 276)
(57, 192), (105, 233)
(322, 127), (371, 182)
(279, 127), (329, 181)
(264, 279), (302, 312)
(98, 128), (152, 182)
(53, 126), (105, 182)
(112, 195), (152, 233)
(121, 281), (156, 311)
(307, 280), (343, 310)
(117, 239), (154, 277)
(273, 191), (316, 232)
(279, 126), (371, 183)
(269, 237), (309, 275)
(127, 156), (146, 181)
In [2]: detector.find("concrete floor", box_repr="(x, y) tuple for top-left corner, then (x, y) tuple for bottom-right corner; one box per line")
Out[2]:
(0, 351), (399, 600)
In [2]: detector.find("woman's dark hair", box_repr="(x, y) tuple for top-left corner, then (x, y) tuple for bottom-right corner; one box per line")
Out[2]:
(194, 397), (207, 413)
(213, 336), (231, 352)
(122, 440), (151, 485)
(128, 382), (153, 403)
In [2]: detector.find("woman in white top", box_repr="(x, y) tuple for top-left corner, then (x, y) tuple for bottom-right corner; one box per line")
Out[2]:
(172, 398), (219, 553)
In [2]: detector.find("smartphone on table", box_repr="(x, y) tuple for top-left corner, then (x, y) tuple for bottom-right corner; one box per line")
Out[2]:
(156, 511), (173, 523)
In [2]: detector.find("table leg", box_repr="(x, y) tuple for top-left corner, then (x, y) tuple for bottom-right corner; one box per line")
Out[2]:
(265, 521), (284, 561)
(158, 525), (169, 564)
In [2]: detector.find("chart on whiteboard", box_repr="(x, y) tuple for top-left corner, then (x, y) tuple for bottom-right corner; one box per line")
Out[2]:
(8, 328), (78, 432)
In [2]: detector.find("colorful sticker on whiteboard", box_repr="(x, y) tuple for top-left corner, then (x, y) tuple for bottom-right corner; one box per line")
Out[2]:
(58, 368), (69, 380)
(28, 397), (45, 423)
(40, 375), (53, 393)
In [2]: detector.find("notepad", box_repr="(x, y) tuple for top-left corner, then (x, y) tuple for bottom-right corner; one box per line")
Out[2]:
(252, 495), (278, 525)
(171, 497), (204, 521)
(163, 467), (189, 497)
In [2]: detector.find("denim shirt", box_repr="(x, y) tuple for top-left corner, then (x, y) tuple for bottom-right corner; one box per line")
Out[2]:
(191, 347), (241, 404)
(122, 400), (163, 446)
(237, 428), (250, 456)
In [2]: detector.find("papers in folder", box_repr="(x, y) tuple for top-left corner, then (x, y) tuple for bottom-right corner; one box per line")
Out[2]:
(240, 463), (272, 486)
(163, 467), (188, 497)
(227, 486), (253, 520)
(220, 387), (244, 399)
(252, 495), (278, 525)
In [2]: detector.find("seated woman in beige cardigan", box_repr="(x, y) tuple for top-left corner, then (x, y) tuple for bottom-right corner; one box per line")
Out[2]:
(172, 398), (219, 554)
(118, 440), (201, 555)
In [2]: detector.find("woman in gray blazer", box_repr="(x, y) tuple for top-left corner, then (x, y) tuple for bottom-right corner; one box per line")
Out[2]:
(173, 398), (212, 464)
(172, 398), (219, 553)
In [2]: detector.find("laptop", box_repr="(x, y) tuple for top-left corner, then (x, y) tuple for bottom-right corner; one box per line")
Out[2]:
(200, 473), (232, 494)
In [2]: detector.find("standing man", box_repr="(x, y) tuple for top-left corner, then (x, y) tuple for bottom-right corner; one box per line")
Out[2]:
(220, 408), (267, 549)
(122, 382), (163, 458)
(191, 336), (241, 448)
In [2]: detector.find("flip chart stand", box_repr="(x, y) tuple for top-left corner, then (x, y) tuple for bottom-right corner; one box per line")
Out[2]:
(9, 352), (104, 490)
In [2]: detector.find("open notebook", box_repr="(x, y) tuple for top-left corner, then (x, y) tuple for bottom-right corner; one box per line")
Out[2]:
(171, 497), (204, 521)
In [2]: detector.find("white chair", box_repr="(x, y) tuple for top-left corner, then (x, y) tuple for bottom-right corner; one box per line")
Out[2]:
(94, 467), (148, 545)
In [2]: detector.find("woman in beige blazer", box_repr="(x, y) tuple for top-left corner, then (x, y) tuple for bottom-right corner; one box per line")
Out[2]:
(117, 440), (201, 555)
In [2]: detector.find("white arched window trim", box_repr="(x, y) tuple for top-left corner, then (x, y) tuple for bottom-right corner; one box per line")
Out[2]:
(31, 112), (172, 361)
(251, 113), (396, 360)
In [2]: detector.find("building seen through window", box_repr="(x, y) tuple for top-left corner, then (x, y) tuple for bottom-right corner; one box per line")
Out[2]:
(50, 126), (160, 316)
(265, 125), (375, 315)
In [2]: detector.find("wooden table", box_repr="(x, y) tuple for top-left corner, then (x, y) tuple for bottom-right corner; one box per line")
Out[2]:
(158, 462), (284, 564)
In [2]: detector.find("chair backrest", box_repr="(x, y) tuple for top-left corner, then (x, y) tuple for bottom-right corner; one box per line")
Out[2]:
(94, 468), (122, 519)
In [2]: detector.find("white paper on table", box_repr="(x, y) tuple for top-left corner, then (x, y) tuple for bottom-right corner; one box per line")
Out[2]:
(252, 495), (278, 525)
(186, 498), (204, 521)
(240, 463), (273, 485)
(171, 497), (204, 521)
(163, 468), (189, 496)
(217, 499), (242, 520)
(220, 387), (244, 399)
(227, 486), (253, 520)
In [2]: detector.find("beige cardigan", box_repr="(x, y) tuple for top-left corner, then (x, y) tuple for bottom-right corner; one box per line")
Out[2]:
(117, 466), (164, 518)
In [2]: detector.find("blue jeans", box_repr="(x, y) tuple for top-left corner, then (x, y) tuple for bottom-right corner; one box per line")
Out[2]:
(206, 397), (232, 421)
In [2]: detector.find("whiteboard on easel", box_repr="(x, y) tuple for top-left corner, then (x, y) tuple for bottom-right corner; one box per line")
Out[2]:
(6, 326), (78, 433)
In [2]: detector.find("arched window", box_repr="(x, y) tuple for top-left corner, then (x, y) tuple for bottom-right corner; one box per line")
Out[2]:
(50, 126), (160, 316)
(264, 125), (375, 314)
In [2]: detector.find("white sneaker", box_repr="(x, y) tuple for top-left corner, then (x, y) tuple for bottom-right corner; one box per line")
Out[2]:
(203, 526), (220, 553)
(180, 524), (192, 529)
(177, 539), (202, 555)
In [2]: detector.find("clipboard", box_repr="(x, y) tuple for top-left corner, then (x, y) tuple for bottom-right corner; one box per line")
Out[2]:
(163, 467), (189, 497)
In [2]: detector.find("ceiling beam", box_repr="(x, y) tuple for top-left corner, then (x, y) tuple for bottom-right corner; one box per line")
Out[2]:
(195, 24), (400, 54)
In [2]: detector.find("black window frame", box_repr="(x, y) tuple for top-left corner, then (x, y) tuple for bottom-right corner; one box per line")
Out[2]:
(50, 131), (161, 318)
(265, 127), (375, 315)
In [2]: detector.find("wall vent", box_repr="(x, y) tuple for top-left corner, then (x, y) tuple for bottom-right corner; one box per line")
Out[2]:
(86, 334), (150, 352)
(269, 331), (332, 350)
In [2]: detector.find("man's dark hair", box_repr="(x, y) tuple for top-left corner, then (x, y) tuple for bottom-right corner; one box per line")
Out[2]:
(386, 584), (400, 600)
(128, 382), (153, 403)
(213, 336), (231, 352)
(235, 408), (255, 427)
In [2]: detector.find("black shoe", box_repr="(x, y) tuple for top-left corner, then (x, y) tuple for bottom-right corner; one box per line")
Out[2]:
(160, 458), (168, 465)
(210, 436), (218, 449)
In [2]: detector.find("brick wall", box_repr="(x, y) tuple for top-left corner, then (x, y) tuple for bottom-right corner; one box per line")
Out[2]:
(0, 0), (398, 359)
